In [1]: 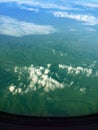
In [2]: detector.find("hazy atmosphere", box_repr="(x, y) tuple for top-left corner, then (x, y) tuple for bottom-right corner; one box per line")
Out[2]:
(0, 0), (98, 117)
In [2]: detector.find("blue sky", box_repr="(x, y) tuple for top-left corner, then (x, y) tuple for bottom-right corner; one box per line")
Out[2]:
(0, 0), (98, 10)
(0, 0), (98, 37)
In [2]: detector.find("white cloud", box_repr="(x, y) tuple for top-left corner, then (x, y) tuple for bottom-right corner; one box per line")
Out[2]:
(89, 61), (96, 68)
(27, 64), (64, 92)
(70, 81), (74, 86)
(9, 85), (16, 93)
(0, 0), (64, 10)
(52, 11), (98, 26)
(95, 71), (98, 77)
(0, 0), (98, 12)
(69, 29), (77, 32)
(17, 4), (39, 12)
(0, 0), (81, 10)
(59, 64), (93, 77)
(9, 64), (65, 95)
(75, 1), (98, 9)
(9, 84), (22, 95)
(0, 15), (56, 37)
(85, 27), (96, 32)
(80, 87), (86, 93)
(8, 62), (98, 95)
(52, 49), (68, 57)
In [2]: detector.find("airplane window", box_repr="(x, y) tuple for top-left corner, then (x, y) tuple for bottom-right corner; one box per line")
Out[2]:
(0, 0), (98, 117)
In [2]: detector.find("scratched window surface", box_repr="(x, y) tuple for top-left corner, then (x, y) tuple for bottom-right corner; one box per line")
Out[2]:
(0, 0), (98, 117)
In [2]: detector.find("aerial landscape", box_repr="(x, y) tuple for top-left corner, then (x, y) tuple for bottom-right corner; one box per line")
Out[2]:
(0, 0), (98, 117)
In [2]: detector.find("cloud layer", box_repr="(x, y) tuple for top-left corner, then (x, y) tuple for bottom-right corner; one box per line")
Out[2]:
(59, 64), (93, 77)
(17, 4), (39, 12)
(0, 0), (98, 28)
(8, 61), (98, 95)
(9, 64), (64, 95)
(0, 15), (56, 37)
(0, 0), (73, 10)
(75, 1), (98, 9)
(52, 11), (98, 26)
(0, 0), (98, 12)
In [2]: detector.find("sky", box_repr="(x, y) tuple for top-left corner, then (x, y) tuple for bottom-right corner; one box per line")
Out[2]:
(0, 0), (98, 9)
(0, 0), (98, 37)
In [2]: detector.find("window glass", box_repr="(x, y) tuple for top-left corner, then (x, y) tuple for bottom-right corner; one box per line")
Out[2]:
(0, 0), (98, 117)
